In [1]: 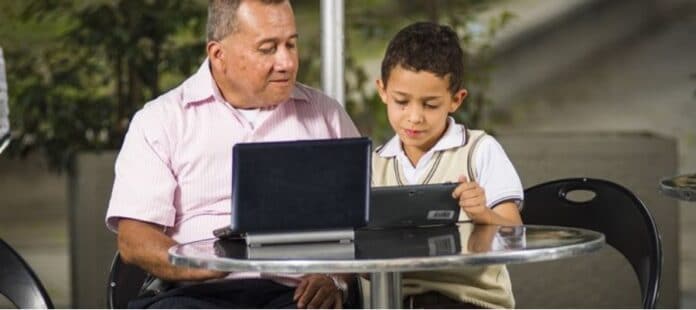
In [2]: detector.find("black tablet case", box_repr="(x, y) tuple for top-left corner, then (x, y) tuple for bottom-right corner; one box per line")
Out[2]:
(368, 183), (460, 228)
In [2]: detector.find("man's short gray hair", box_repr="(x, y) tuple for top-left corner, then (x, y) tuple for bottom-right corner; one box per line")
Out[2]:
(207, 0), (288, 42)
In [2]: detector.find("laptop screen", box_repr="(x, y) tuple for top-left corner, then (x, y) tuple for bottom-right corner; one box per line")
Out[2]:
(231, 137), (371, 233)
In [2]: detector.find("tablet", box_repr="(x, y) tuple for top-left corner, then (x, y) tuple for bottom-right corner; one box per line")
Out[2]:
(368, 183), (460, 229)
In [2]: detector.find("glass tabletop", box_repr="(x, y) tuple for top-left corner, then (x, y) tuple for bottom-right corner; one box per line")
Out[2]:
(660, 173), (696, 201)
(169, 223), (605, 273)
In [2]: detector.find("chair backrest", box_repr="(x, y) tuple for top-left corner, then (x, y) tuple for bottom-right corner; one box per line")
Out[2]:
(0, 239), (54, 309)
(106, 252), (148, 309)
(522, 177), (662, 308)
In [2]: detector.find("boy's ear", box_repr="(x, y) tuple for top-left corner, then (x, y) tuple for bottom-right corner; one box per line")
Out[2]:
(449, 89), (468, 113)
(376, 79), (388, 105)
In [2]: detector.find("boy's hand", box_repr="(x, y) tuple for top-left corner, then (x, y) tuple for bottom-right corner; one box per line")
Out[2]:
(452, 176), (489, 223)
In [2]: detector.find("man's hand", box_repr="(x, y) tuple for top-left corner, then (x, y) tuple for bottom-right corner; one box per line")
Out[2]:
(118, 219), (228, 281)
(452, 176), (489, 222)
(293, 274), (343, 309)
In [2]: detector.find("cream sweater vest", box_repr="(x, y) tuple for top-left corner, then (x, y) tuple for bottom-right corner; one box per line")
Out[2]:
(368, 129), (515, 309)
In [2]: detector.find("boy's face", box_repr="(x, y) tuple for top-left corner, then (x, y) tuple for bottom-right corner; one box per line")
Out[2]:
(377, 65), (466, 156)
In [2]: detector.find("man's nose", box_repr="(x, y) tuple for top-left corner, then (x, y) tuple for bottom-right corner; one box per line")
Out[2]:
(274, 47), (297, 72)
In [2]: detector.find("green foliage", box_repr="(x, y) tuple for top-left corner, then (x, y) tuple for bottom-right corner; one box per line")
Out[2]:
(2, 0), (207, 172)
(1, 0), (510, 172)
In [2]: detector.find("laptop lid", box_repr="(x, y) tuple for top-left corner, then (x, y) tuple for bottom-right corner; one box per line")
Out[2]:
(229, 137), (371, 234)
(367, 183), (460, 228)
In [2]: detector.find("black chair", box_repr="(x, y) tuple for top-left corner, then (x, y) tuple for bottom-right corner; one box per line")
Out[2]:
(1, 69), (50, 308)
(0, 239), (54, 308)
(106, 252), (148, 309)
(522, 177), (662, 308)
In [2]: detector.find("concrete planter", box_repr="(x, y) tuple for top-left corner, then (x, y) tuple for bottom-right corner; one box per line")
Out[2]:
(68, 151), (118, 308)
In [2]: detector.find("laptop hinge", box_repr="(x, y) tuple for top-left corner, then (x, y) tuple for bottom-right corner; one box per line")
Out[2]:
(245, 229), (355, 247)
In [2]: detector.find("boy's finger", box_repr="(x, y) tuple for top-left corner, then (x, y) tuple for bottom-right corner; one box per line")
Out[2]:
(452, 184), (464, 198)
(452, 182), (478, 198)
(460, 198), (485, 209)
(459, 194), (486, 209)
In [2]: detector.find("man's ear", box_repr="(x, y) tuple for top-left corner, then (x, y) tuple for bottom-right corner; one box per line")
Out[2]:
(376, 79), (388, 105)
(207, 41), (224, 70)
(449, 89), (468, 113)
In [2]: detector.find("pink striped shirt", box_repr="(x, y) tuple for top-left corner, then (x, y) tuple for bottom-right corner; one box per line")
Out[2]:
(106, 60), (360, 245)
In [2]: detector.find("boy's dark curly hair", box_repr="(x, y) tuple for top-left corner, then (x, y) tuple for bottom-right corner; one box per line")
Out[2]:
(380, 22), (465, 95)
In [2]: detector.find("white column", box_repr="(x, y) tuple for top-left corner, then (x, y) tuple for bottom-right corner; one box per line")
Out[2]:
(320, 0), (345, 106)
(0, 47), (10, 154)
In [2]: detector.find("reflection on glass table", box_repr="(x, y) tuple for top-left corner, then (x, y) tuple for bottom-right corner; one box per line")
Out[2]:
(660, 173), (696, 201)
(169, 223), (604, 308)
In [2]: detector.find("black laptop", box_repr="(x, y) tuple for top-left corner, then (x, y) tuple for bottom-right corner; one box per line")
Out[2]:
(214, 137), (371, 238)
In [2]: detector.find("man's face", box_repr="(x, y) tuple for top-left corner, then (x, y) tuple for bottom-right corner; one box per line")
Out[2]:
(377, 65), (466, 159)
(209, 0), (298, 108)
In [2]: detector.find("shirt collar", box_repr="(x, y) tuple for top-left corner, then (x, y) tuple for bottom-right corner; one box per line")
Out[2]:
(377, 117), (468, 158)
(181, 58), (310, 108)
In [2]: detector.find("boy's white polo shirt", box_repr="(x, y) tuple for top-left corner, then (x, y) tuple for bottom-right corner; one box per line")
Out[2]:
(378, 117), (524, 208)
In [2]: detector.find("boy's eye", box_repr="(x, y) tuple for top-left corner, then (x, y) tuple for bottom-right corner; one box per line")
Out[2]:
(394, 99), (408, 105)
(423, 100), (442, 109)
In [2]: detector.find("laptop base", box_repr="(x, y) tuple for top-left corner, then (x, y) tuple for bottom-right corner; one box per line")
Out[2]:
(245, 229), (355, 247)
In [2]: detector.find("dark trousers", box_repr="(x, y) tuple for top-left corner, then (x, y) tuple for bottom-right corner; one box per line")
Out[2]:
(129, 278), (360, 309)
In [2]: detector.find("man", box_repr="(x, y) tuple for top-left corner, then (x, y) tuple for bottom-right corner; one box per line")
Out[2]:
(106, 0), (359, 308)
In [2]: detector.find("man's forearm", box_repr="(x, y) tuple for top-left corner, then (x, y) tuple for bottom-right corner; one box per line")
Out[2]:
(117, 218), (227, 282)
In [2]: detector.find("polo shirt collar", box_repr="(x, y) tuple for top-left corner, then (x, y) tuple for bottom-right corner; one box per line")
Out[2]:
(377, 117), (467, 158)
(181, 58), (310, 108)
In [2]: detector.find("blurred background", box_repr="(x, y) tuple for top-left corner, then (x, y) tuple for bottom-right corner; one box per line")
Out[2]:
(1, 0), (695, 307)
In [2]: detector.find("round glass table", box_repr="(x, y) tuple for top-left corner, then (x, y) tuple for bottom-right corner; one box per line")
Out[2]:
(660, 173), (696, 201)
(169, 223), (604, 308)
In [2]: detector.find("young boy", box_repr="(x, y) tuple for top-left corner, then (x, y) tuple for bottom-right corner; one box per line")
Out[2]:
(370, 22), (524, 308)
